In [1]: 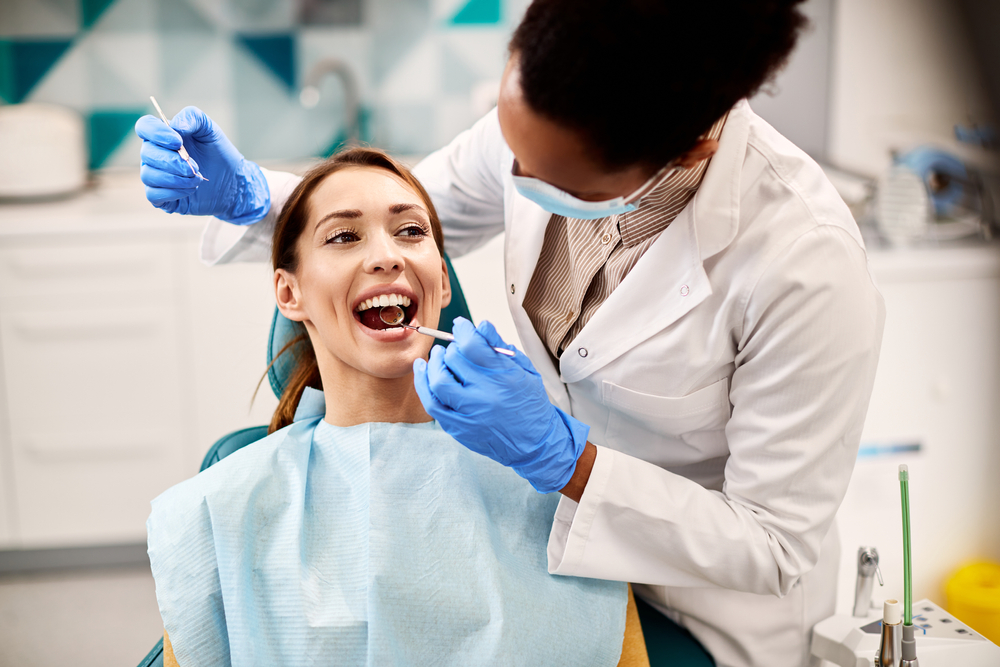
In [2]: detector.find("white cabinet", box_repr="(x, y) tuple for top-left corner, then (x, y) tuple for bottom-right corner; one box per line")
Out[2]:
(0, 181), (277, 550)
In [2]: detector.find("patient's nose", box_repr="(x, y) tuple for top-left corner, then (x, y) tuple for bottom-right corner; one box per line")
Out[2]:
(363, 233), (404, 274)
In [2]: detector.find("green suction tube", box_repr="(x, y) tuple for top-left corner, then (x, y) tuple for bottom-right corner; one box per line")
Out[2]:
(900, 464), (913, 626)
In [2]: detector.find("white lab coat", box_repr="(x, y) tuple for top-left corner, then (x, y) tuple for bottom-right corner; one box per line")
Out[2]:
(200, 99), (885, 667)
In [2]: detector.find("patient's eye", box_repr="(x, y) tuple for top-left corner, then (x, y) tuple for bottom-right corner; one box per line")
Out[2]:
(324, 229), (360, 244)
(398, 224), (429, 239)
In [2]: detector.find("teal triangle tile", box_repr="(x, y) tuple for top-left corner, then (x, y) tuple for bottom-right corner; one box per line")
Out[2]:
(449, 0), (501, 25)
(88, 109), (144, 169)
(81, 0), (117, 29)
(0, 38), (74, 104)
(236, 33), (295, 92)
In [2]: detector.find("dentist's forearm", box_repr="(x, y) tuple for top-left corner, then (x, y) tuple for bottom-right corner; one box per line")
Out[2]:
(559, 441), (596, 502)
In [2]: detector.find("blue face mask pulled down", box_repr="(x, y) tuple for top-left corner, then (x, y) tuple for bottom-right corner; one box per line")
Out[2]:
(512, 160), (682, 220)
(147, 388), (627, 667)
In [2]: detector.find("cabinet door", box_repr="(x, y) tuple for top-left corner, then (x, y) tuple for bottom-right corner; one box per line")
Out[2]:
(0, 238), (190, 548)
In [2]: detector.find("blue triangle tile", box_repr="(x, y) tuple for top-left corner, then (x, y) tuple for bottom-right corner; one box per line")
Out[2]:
(449, 0), (500, 25)
(88, 109), (144, 169)
(237, 33), (295, 93)
(0, 38), (74, 103)
(81, 0), (117, 28)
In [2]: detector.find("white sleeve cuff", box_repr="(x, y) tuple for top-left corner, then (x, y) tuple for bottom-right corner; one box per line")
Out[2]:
(547, 444), (615, 575)
(198, 168), (302, 265)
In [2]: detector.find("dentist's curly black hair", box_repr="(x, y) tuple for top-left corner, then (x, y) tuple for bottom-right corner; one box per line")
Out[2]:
(508, 0), (808, 170)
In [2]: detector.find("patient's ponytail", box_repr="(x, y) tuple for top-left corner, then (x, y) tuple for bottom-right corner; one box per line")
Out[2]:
(267, 147), (444, 434)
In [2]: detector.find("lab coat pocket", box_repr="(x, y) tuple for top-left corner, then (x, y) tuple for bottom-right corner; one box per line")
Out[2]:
(602, 378), (731, 464)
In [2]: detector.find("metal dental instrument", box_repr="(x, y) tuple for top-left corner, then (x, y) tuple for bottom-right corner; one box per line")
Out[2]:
(853, 546), (883, 617)
(149, 96), (209, 181)
(379, 305), (516, 357)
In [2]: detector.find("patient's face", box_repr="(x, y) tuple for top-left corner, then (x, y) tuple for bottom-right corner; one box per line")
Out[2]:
(283, 166), (450, 380)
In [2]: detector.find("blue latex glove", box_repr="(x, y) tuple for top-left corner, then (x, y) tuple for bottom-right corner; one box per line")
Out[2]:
(413, 318), (589, 494)
(135, 106), (269, 224)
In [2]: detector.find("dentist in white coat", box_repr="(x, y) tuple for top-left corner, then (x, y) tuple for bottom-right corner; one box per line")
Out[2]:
(135, 2), (884, 665)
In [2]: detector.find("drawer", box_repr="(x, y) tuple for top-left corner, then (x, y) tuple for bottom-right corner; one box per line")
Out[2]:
(0, 241), (174, 308)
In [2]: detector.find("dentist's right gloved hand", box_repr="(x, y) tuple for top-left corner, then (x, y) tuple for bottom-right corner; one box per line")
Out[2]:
(413, 318), (589, 494)
(135, 106), (269, 224)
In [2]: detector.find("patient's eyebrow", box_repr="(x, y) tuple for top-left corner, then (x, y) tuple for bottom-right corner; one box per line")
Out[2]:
(314, 209), (363, 230)
(390, 203), (425, 215)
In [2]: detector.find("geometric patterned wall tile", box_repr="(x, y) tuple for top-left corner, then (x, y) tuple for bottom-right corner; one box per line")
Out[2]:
(82, 0), (117, 29)
(87, 32), (160, 106)
(236, 33), (296, 92)
(88, 108), (145, 168)
(21, 37), (90, 109)
(449, 0), (501, 25)
(160, 31), (225, 101)
(371, 102), (435, 155)
(0, 0), (79, 38)
(92, 0), (158, 33)
(156, 0), (215, 33)
(441, 41), (479, 95)
(299, 0), (362, 26)
(224, 0), (295, 32)
(0, 39), (75, 104)
(368, 0), (431, 87)
(377, 36), (439, 104)
(441, 30), (509, 79)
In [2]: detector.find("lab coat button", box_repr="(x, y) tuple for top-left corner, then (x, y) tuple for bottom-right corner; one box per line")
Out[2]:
(578, 347), (588, 357)
(510, 284), (516, 294)
(680, 284), (690, 296)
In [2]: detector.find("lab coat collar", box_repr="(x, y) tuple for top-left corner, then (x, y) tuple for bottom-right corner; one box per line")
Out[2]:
(691, 98), (749, 262)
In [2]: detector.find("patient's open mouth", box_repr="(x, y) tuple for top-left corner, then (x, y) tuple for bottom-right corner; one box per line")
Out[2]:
(355, 293), (417, 330)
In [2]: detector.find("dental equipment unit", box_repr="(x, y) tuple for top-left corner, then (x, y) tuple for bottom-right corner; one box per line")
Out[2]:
(811, 466), (1000, 666)
(379, 306), (516, 357)
(149, 96), (208, 182)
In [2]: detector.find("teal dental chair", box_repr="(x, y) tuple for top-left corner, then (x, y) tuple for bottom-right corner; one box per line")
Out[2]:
(137, 254), (713, 667)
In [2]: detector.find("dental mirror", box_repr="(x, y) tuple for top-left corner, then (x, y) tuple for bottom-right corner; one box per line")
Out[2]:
(379, 305), (405, 326)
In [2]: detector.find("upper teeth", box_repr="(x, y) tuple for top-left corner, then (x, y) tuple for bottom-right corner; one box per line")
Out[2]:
(357, 294), (411, 311)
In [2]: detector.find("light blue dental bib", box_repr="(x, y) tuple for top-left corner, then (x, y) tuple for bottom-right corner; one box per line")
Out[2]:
(147, 389), (626, 666)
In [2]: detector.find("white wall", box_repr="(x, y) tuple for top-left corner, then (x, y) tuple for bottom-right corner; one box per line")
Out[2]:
(828, 0), (995, 177)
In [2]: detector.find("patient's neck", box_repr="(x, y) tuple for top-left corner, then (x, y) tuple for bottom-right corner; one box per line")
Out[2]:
(318, 362), (431, 427)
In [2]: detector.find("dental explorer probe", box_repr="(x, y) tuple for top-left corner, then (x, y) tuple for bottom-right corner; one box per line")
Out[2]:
(379, 306), (516, 357)
(149, 96), (209, 182)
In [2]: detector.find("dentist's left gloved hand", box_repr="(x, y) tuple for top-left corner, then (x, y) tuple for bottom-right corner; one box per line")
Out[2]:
(413, 318), (589, 493)
(135, 106), (269, 224)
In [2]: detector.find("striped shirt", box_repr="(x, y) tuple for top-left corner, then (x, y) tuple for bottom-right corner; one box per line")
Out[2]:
(522, 113), (728, 360)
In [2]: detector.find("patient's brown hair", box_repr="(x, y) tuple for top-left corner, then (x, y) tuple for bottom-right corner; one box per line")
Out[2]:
(267, 148), (445, 433)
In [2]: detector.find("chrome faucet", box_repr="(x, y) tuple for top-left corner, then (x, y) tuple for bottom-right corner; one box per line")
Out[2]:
(854, 546), (883, 617)
(300, 58), (361, 145)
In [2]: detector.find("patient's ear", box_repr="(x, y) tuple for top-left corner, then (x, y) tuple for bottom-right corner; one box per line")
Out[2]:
(439, 257), (452, 308)
(275, 269), (308, 322)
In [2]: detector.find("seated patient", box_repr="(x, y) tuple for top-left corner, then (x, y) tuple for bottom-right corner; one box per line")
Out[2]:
(147, 148), (645, 666)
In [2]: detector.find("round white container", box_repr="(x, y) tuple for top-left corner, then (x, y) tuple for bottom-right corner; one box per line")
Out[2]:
(0, 103), (88, 199)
